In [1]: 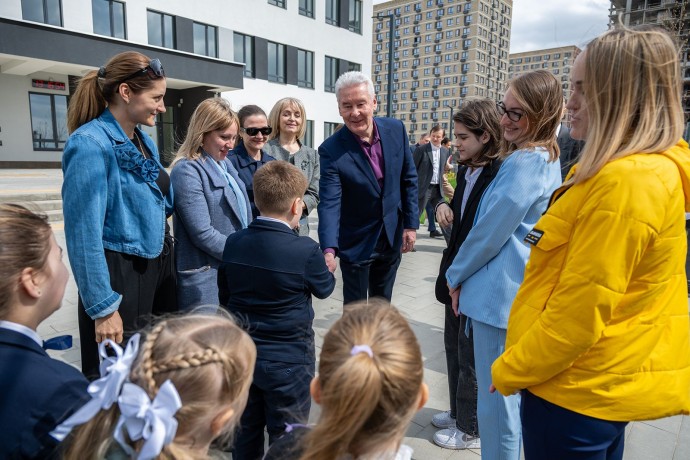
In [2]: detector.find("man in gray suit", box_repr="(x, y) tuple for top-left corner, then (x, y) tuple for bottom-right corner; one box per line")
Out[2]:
(413, 125), (450, 239)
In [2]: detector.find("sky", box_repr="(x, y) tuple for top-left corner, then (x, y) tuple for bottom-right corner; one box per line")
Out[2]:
(373, 0), (612, 53)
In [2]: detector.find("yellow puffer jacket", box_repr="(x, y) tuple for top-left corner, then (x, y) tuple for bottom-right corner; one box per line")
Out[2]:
(492, 141), (690, 421)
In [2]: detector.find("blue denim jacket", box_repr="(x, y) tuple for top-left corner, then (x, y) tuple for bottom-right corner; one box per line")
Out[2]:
(62, 109), (173, 320)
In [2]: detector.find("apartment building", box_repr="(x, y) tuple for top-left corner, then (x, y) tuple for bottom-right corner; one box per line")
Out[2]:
(372, 0), (513, 142)
(508, 45), (581, 97)
(0, 0), (371, 167)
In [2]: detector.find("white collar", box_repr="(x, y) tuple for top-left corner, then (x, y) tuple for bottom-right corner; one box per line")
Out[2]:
(0, 320), (42, 346)
(257, 216), (293, 230)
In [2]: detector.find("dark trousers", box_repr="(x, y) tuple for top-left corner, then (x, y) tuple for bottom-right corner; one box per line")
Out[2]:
(522, 390), (627, 460)
(232, 359), (315, 460)
(340, 233), (401, 305)
(419, 185), (443, 233)
(444, 307), (479, 436)
(78, 236), (177, 380)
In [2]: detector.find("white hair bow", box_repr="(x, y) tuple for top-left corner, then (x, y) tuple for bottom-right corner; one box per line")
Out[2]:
(50, 334), (141, 441)
(113, 380), (182, 460)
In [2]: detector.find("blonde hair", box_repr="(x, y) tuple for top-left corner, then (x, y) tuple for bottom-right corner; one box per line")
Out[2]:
(300, 300), (424, 460)
(175, 98), (239, 162)
(63, 313), (256, 460)
(67, 51), (160, 133)
(500, 70), (563, 161)
(570, 26), (684, 184)
(268, 97), (308, 142)
(0, 204), (52, 319)
(253, 161), (307, 215)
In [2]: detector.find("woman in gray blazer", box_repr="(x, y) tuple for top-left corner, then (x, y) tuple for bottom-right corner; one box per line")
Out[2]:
(170, 98), (252, 310)
(264, 97), (319, 236)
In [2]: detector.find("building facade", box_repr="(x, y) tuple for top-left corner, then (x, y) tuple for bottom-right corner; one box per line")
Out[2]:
(0, 0), (372, 167)
(372, 0), (513, 142)
(508, 45), (581, 97)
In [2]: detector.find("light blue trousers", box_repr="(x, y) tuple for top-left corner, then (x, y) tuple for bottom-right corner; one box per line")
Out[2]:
(471, 319), (522, 460)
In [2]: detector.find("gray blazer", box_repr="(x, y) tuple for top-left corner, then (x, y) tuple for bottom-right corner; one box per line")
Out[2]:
(264, 139), (319, 236)
(413, 142), (450, 197)
(170, 153), (252, 310)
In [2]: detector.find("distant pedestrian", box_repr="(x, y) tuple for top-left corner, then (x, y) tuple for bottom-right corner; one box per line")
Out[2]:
(413, 125), (450, 239)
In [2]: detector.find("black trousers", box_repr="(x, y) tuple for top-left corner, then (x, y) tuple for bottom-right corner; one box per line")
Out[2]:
(78, 235), (177, 380)
(444, 306), (479, 436)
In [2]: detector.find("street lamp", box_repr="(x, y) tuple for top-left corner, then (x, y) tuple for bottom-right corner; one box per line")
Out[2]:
(374, 12), (395, 118)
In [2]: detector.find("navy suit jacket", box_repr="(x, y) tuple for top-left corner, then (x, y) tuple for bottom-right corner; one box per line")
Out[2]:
(317, 117), (419, 263)
(413, 142), (450, 199)
(0, 328), (89, 459)
(218, 219), (335, 364)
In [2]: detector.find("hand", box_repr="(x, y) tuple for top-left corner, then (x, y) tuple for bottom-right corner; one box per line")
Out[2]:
(489, 384), (496, 394)
(436, 202), (454, 228)
(94, 311), (124, 344)
(445, 155), (453, 172)
(448, 283), (460, 317)
(324, 252), (337, 273)
(402, 229), (416, 253)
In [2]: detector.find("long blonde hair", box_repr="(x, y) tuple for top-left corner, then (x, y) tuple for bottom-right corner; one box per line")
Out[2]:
(499, 70), (563, 162)
(300, 300), (424, 460)
(570, 26), (684, 184)
(63, 313), (256, 460)
(175, 98), (239, 162)
(268, 97), (308, 142)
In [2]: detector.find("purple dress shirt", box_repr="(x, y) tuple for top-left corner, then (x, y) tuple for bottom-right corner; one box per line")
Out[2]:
(353, 121), (385, 189)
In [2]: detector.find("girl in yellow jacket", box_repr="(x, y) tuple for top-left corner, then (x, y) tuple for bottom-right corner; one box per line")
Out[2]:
(491, 26), (690, 460)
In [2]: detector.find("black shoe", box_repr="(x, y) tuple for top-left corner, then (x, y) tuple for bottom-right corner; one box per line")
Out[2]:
(430, 230), (443, 238)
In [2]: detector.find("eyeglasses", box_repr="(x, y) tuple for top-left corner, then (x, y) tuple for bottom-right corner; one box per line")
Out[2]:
(496, 102), (524, 122)
(120, 59), (165, 83)
(241, 127), (272, 137)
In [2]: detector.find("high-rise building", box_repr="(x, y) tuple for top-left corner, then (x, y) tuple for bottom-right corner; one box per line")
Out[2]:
(508, 45), (581, 97)
(0, 0), (372, 167)
(609, 0), (690, 130)
(372, 0), (513, 142)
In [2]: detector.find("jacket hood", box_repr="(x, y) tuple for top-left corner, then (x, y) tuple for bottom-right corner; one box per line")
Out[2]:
(660, 139), (690, 212)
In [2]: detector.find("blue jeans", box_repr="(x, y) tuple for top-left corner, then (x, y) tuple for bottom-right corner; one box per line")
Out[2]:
(472, 319), (521, 460)
(521, 390), (627, 460)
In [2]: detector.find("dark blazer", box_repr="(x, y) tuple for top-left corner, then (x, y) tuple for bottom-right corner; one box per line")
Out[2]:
(317, 117), (419, 263)
(0, 328), (89, 459)
(218, 219), (335, 364)
(435, 160), (502, 304)
(557, 125), (584, 181)
(228, 142), (276, 218)
(413, 142), (450, 199)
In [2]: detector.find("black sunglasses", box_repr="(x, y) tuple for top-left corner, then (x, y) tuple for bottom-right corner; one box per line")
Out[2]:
(241, 127), (272, 137)
(120, 59), (165, 83)
(496, 102), (524, 122)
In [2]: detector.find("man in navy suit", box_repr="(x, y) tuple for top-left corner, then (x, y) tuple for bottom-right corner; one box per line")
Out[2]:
(318, 71), (419, 304)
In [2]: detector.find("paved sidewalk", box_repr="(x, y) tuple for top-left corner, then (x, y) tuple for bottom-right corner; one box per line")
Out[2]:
(2, 170), (687, 459)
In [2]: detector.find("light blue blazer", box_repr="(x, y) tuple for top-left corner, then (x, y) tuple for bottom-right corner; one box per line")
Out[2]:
(170, 153), (252, 310)
(445, 147), (561, 329)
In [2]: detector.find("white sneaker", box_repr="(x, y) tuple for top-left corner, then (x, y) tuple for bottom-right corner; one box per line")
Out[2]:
(433, 428), (481, 450)
(431, 410), (456, 428)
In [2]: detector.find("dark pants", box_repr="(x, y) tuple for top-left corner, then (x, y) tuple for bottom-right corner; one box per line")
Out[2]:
(340, 233), (401, 305)
(444, 307), (479, 436)
(419, 185), (443, 233)
(232, 359), (315, 460)
(522, 390), (627, 460)
(78, 235), (177, 380)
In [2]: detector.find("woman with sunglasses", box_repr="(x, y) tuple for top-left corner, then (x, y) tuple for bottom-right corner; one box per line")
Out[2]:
(444, 70), (563, 460)
(264, 97), (319, 236)
(229, 105), (276, 219)
(62, 51), (176, 379)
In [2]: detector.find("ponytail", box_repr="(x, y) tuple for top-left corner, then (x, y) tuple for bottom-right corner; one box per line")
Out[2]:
(67, 71), (106, 133)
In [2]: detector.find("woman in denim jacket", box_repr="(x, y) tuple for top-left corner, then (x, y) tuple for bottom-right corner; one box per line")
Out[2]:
(62, 51), (175, 379)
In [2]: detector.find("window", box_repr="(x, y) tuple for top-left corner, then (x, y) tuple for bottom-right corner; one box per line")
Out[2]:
(92, 0), (125, 38)
(297, 49), (314, 89)
(299, 0), (314, 18)
(303, 120), (314, 147)
(325, 56), (338, 92)
(324, 122), (340, 139)
(147, 10), (175, 49)
(193, 22), (217, 57)
(268, 0), (285, 7)
(348, 62), (361, 72)
(348, 0), (362, 34)
(267, 41), (286, 83)
(22, 0), (62, 26)
(234, 33), (254, 78)
(326, 0), (339, 25)
(29, 92), (67, 151)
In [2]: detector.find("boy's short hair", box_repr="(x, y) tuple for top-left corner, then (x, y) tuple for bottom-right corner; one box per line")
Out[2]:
(253, 161), (308, 215)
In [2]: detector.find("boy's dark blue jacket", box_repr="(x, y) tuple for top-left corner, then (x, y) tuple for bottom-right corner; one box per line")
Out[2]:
(218, 219), (335, 363)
